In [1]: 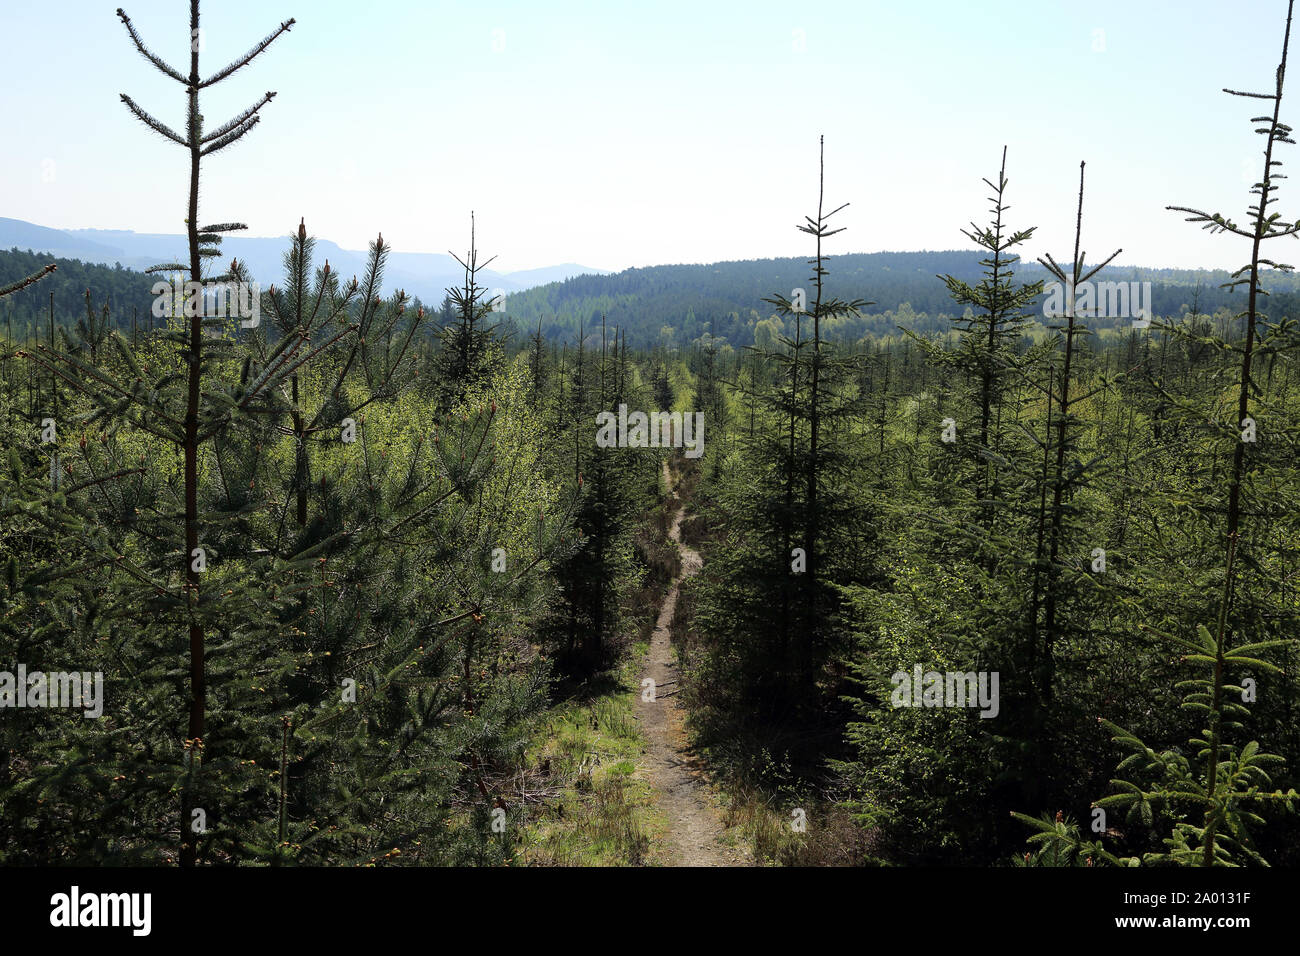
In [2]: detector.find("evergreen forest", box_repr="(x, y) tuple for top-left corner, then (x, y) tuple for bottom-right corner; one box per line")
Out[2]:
(3, 0), (1300, 887)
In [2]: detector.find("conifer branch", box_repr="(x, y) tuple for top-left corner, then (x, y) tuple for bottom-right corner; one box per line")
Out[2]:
(202, 92), (276, 144)
(115, 8), (187, 84)
(0, 263), (57, 298)
(200, 116), (260, 155)
(199, 19), (296, 88)
(118, 94), (187, 146)
(197, 325), (357, 442)
(62, 467), (149, 497)
(1079, 248), (1124, 284)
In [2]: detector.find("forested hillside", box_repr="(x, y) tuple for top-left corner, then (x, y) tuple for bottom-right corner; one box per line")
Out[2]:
(0, 248), (158, 344)
(501, 251), (1300, 350)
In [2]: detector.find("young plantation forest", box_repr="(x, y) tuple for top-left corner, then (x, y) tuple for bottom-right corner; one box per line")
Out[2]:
(2, 0), (1300, 868)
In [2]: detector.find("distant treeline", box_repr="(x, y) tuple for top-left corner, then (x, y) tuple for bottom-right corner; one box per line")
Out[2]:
(0, 248), (158, 342)
(500, 250), (1300, 348)
(10, 245), (1300, 354)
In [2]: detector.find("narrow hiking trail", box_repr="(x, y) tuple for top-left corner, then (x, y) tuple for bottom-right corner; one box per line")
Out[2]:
(632, 462), (750, 867)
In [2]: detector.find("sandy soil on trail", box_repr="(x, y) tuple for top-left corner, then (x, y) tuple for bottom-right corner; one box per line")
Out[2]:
(632, 463), (750, 867)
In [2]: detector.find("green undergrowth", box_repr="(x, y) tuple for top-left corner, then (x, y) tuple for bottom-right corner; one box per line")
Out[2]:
(518, 643), (661, 866)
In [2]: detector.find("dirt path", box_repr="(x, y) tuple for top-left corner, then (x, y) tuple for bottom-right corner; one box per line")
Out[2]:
(633, 462), (749, 866)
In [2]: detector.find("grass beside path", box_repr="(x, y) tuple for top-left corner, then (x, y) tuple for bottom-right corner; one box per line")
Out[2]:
(518, 644), (665, 866)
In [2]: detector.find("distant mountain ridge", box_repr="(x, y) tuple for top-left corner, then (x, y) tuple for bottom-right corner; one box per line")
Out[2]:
(0, 218), (608, 303)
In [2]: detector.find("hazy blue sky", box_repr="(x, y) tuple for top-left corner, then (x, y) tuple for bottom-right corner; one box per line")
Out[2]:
(2, 1), (1295, 272)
